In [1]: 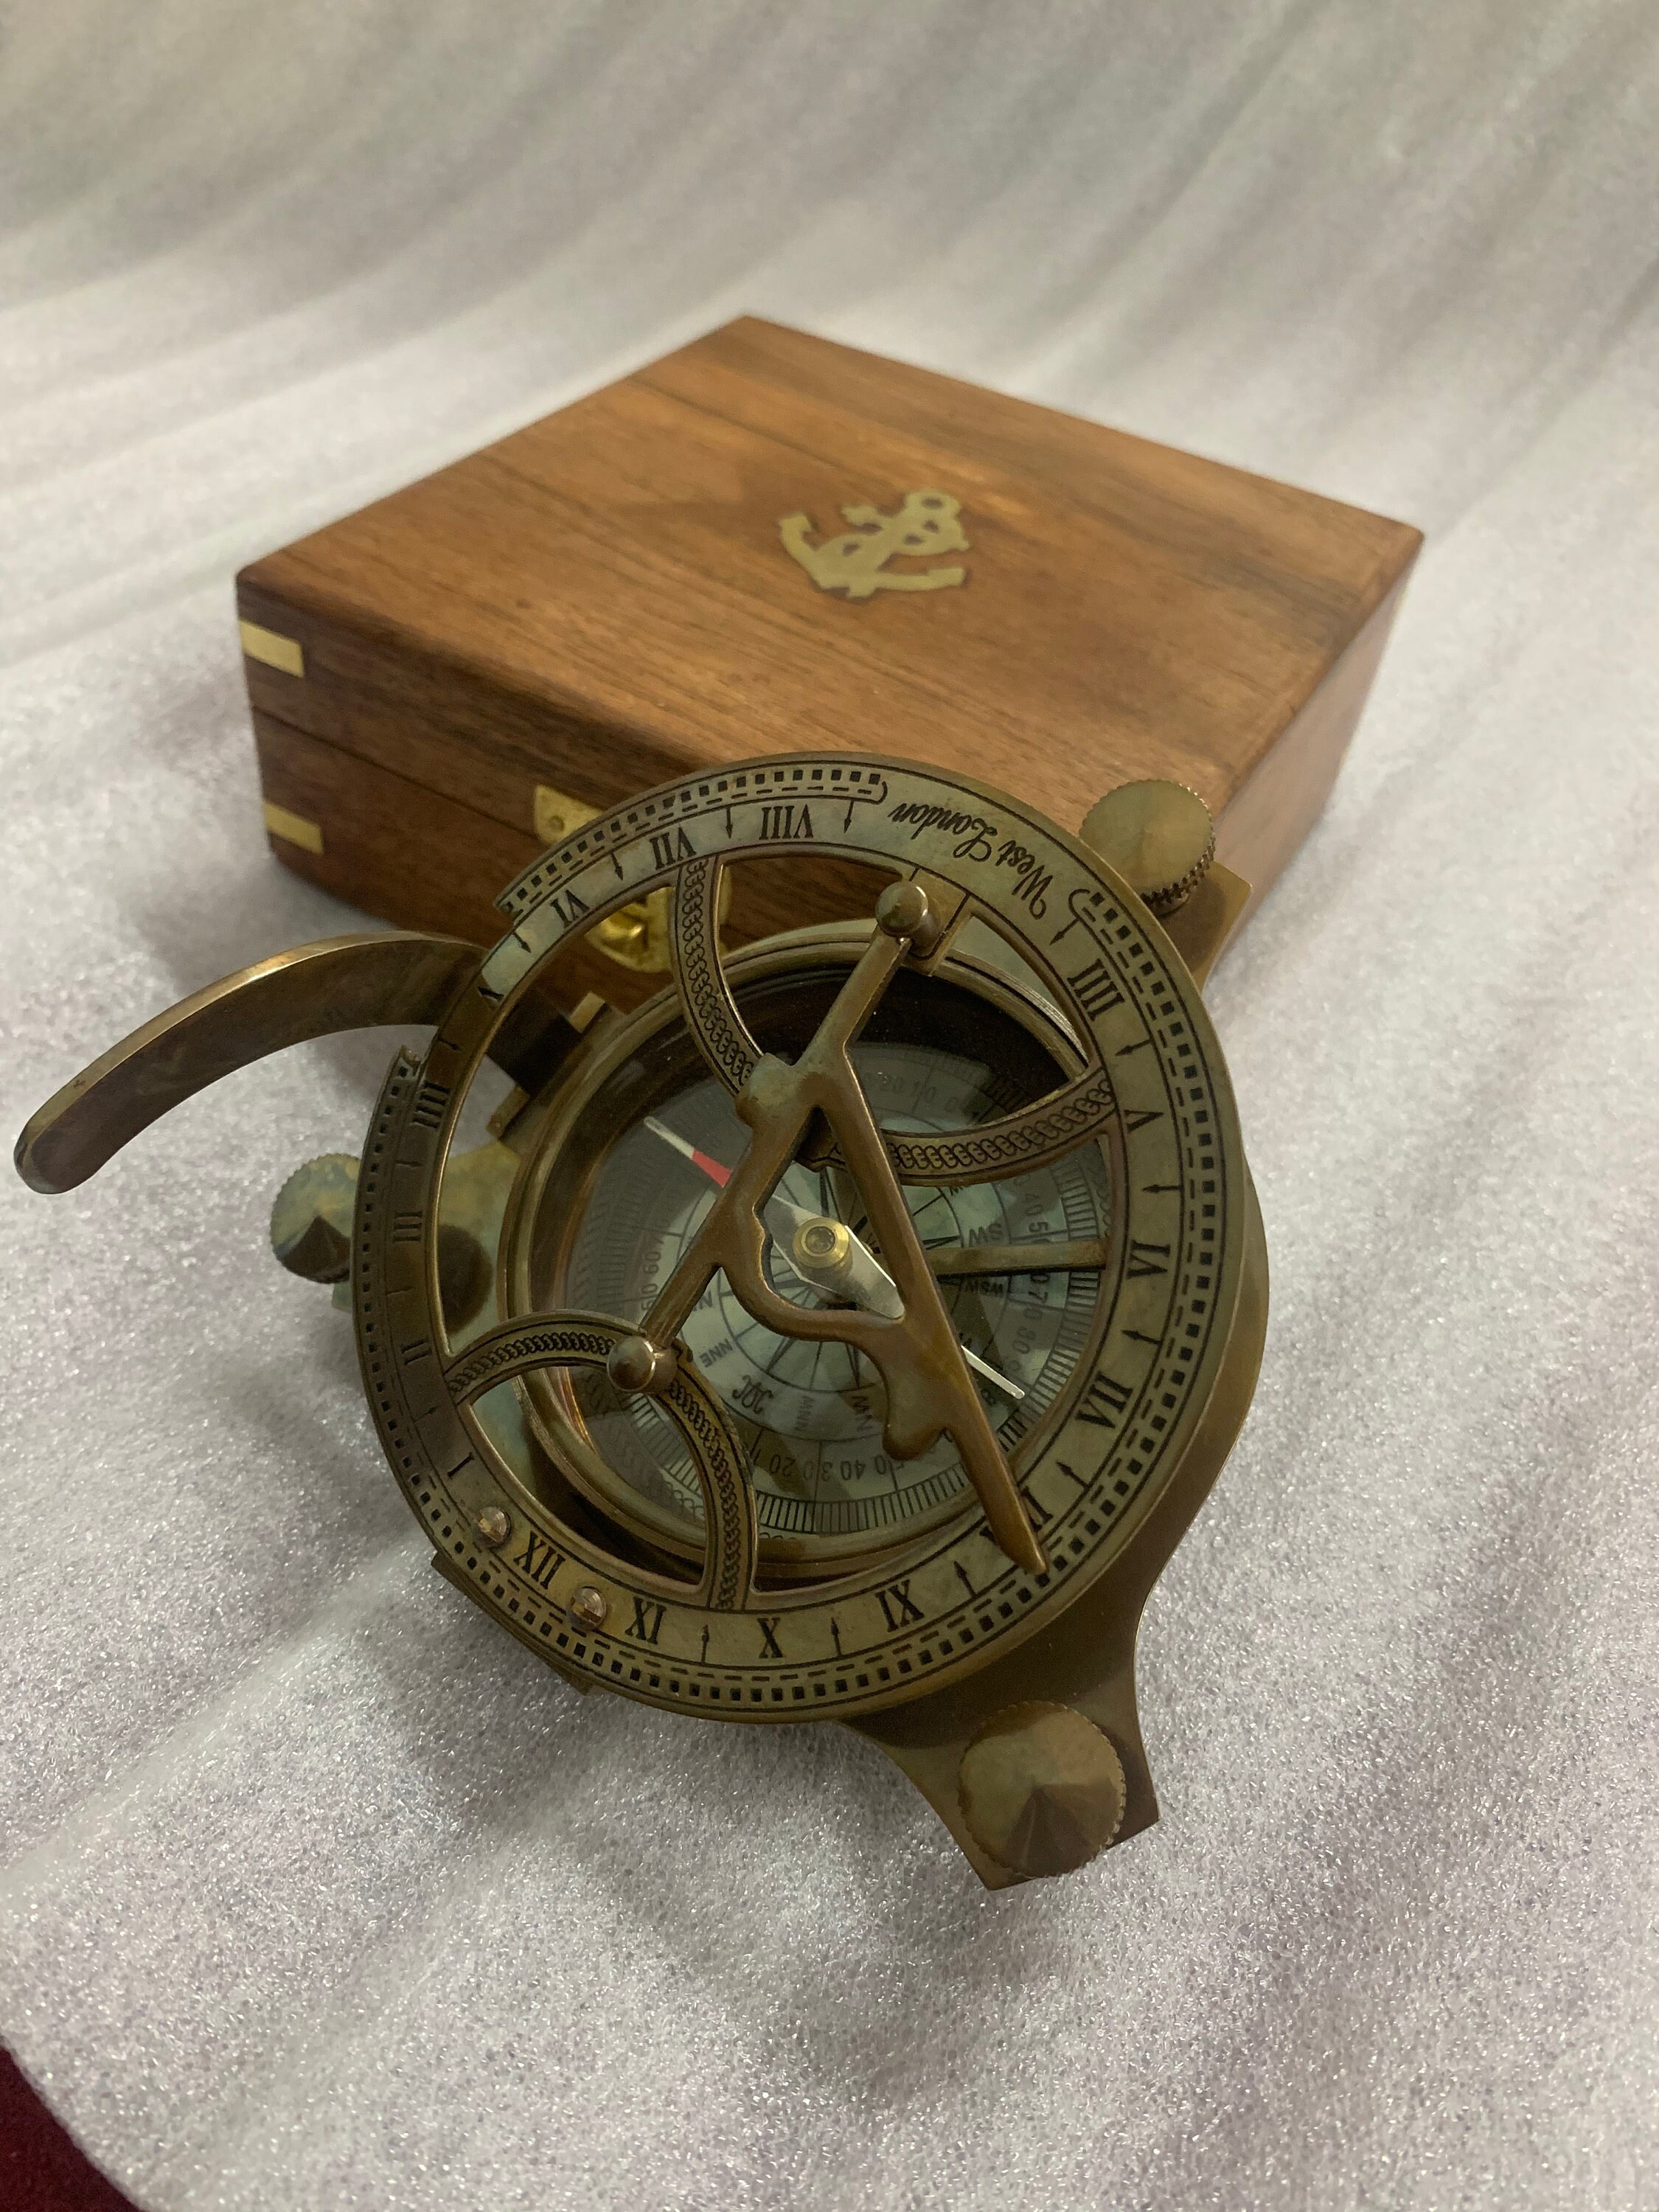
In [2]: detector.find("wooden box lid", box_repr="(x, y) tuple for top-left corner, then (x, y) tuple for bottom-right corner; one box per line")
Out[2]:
(239, 317), (1419, 963)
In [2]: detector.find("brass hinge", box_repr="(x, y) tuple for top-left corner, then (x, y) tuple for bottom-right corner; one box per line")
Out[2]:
(262, 801), (324, 855)
(240, 620), (305, 678)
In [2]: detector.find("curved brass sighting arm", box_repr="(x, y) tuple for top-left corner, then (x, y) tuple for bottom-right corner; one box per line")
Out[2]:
(14, 932), (484, 1195)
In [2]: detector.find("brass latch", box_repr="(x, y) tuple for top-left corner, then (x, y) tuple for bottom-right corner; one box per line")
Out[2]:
(533, 783), (675, 973)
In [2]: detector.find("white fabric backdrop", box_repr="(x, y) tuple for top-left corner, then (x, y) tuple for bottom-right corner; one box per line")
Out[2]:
(2, 4), (1655, 2206)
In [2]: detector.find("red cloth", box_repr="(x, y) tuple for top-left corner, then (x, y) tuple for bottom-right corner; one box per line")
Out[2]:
(0, 2048), (141, 2212)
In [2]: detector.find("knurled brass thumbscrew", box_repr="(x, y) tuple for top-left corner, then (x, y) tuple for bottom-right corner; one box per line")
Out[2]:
(1080, 780), (1216, 916)
(568, 1586), (608, 1632)
(269, 1153), (358, 1282)
(957, 1703), (1127, 1877)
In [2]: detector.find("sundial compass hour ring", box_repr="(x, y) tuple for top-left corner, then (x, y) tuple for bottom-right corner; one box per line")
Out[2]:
(17, 751), (1260, 1865)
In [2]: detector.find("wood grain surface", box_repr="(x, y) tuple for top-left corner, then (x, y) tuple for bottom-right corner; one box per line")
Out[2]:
(239, 316), (1420, 934)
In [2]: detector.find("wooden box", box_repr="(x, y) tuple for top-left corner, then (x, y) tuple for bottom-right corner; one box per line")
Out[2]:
(239, 316), (1419, 1001)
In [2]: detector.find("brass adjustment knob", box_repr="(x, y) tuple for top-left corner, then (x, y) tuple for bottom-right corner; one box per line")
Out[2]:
(607, 1333), (678, 1394)
(957, 1702), (1127, 1877)
(270, 1152), (358, 1282)
(1081, 779), (1216, 916)
(874, 879), (942, 954)
(790, 1215), (855, 1296)
(268, 1152), (490, 1326)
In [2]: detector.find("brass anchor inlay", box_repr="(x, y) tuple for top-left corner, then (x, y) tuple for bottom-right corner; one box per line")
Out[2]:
(778, 489), (969, 599)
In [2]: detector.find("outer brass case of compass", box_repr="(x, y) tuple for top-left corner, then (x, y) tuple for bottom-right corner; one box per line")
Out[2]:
(16, 757), (1267, 1890)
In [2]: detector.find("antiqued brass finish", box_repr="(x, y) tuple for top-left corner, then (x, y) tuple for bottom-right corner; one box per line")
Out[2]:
(873, 877), (943, 953)
(928, 1236), (1113, 1280)
(13, 932), (484, 1196)
(957, 1703), (1127, 1877)
(568, 1587), (608, 1632)
(535, 785), (668, 968)
(1080, 779), (1216, 915)
(1160, 859), (1252, 990)
(269, 1138), (515, 1332)
(778, 490), (969, 599)
(501, 924), (1085, 1579)
(606, 1332), (678, 1396)
(533, 783), (728, 974)
(644, 872), (1044, 1574)
(16, 751), (1265, 1890)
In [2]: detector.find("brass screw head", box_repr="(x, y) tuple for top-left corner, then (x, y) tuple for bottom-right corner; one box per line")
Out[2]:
(795, 1217), (850, 1267)
(1080, 779), (1216, 916)
(269, 1153), (360, 1283)
(607, 1333), (678, 1395)
(568, 1585), (608, 1632)
(874, 879), (941, 953)
(957, 1703), (1127, 1877)
(475, 1506), (511, 1548)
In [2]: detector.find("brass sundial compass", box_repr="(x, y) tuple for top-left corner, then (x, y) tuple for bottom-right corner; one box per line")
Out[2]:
(16, 757), (1267, 1888)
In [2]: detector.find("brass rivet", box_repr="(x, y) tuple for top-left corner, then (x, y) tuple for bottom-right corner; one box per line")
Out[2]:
(475, 1506), (510, 1548)
(874, 879), (939, 950)
(608, 1333), (677, 1394)
(568, 1586), (608, 1632)
(958, 1703), (1127, 1878)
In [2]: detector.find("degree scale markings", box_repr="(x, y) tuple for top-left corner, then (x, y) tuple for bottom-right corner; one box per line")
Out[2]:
(352, 757), (1238, 1722)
